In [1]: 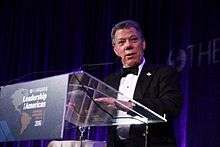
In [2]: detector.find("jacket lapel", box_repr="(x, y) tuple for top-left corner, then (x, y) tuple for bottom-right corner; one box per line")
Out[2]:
(133, 64), (157, 101)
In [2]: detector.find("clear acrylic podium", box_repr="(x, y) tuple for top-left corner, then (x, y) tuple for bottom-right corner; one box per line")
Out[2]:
(66, 71), (167, 127)
(0, 70), (167, 146)
(65, 71), (167, 147)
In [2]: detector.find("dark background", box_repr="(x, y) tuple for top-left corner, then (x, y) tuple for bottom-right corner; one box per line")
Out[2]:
(0, 0), (220, 146)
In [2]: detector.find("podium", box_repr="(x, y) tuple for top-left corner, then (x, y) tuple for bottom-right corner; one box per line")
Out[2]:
(0, 71), (167, 145)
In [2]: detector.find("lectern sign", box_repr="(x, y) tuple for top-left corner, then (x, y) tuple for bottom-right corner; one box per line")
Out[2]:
(0, 74), (69, 141)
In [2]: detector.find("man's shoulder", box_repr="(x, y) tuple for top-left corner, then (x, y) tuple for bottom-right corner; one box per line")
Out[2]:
(143, 64), (177, 73)
(141, 64), (178, 79)
(104, 70), (121, 81)
(103, 70), (121, 88)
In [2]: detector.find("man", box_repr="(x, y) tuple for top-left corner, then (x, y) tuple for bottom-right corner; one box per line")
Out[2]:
(97, 20), (182, 147)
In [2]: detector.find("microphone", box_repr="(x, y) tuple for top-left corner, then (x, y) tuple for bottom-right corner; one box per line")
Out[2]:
(79, 61), (119, 79)
(80, 62), (115, 71)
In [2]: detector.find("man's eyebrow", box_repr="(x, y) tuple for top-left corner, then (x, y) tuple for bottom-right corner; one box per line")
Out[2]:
(117, 34), (138, 40)
(117, 38), (125, 40)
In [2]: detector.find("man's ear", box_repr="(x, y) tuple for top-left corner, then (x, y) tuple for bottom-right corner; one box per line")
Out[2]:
(142, 40), (146, 51)
(113, 45), (120, 57)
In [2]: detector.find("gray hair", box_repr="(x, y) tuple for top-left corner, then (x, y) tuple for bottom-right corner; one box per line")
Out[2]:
(111, 20), (144, 45)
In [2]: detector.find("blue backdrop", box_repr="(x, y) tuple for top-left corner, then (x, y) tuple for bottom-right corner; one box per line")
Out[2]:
(0, 0), (220, 146)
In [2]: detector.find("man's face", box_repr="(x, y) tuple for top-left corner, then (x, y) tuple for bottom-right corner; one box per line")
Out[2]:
(113, 27), (146, 67)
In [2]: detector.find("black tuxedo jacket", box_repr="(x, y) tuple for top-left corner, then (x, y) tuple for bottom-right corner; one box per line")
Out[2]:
(105, 64), (182, 146)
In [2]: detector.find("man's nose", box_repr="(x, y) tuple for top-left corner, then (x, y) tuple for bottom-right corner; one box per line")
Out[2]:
(124, 40), (132, 50)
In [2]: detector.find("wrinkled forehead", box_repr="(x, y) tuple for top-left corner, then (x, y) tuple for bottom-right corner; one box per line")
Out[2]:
(114, 27), (141, 39)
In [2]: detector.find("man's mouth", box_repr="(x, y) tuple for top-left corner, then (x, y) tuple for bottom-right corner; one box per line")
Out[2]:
(125, 53), (136, 58)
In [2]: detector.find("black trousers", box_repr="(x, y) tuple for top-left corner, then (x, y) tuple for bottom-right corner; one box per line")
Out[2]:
(113, 136), (145, 147)
(110, 137), (177, 147)
(107, 125), (177, 147)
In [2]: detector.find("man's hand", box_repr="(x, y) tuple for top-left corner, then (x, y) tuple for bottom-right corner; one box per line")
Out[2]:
(95, 97), (134, 112)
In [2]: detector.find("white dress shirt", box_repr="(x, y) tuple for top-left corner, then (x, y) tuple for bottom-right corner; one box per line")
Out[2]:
(117, 58), (145, 139)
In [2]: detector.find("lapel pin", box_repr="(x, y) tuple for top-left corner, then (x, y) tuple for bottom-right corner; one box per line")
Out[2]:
(146, 72), (152, 76)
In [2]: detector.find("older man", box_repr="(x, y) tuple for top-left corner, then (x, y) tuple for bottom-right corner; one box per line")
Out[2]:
(102, 20), (182, 147)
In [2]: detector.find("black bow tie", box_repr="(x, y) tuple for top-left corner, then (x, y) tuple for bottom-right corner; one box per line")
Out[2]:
(121, 66), (139, 77)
